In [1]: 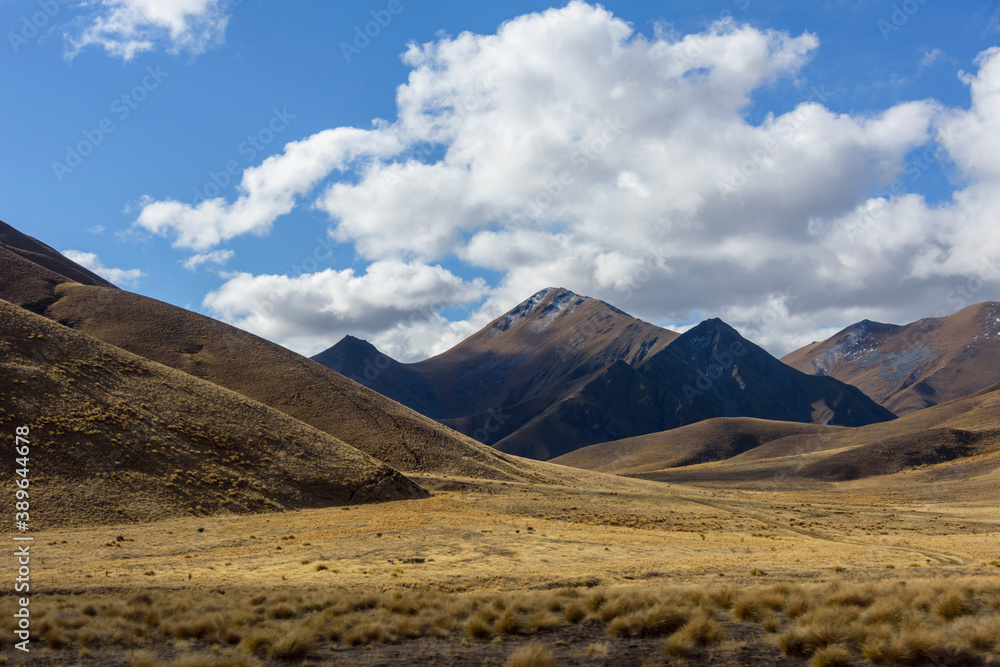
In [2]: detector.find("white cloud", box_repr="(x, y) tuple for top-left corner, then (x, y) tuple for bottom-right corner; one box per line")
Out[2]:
(63, 250), (146, 288)
(203, 260), (487, 358)
(135, 128), (404, 250)
(919, 48), (946, 69)
(66, 0), (234, 61)
(136, 2), (1000, 358)
(182, 249), (234, 271)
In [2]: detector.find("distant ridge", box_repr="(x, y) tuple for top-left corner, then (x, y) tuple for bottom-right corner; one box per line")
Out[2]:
(316, 288), (895, 460)
(783, 303), (1000, 415)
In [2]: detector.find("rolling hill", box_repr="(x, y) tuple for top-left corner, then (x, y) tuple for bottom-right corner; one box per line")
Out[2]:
(551, 418), (842, 475)
(0, 298), (426, 529)
(0, 219), (114, 314)
(0, 220), (548, 483)
(782, 302), (1000, 415)
(559, 382), (1000, 488)
(316, 289), (895, 460)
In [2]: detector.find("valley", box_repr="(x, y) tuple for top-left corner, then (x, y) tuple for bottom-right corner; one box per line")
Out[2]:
(4, 472), (998, 665)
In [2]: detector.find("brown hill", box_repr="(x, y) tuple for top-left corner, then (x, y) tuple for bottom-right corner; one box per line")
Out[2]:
(0, 299), (426, 529)
(782, 302), (1000, 415)
(317, 295), (895, 461)
(0, 221), (546, 483)
(628, 382), (1000, 487)
(551, 418), (842, 475)
(0, 219), (115, 314)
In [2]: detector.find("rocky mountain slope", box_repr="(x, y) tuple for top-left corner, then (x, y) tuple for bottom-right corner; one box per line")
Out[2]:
(782, 302), (1000, 415)
(316, 289), (896, 460)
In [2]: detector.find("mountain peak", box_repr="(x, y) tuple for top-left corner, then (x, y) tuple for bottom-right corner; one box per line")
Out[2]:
(337, 334), (376, 349)
(675, 317), (743, 347)
(487, 287), (585, 335)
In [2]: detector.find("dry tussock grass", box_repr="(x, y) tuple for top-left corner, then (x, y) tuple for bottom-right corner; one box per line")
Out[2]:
(1, 577), (998, 664)
(505, 642), (557, 667)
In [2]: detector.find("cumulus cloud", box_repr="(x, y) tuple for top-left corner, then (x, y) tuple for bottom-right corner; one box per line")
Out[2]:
(134, 2), (1000, 358)
(182, 249), (234, 271)
(63, 250), (146, 287)
(66, 0), (234, 61)
(135, 128), (404, 250)
(202, 260), (487, 357)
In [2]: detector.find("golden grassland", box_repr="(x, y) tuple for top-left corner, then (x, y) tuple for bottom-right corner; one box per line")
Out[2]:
(3, 474), (999, 665)
(3, 574), (999, 665)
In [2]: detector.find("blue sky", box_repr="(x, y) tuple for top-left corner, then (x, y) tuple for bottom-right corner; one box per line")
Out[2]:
(3, 0), (1000, 360)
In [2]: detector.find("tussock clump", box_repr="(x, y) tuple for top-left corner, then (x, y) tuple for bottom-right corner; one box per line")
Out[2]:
(708, 585), (736, 610)
(607, 604), (689, 638)
(936, 591), (977, 621)
(663, 609), (726, 657)
(564, 603), (586, 624)
(466, 613), (495, 640)
(343, 621), (395, 646)
(810, 644), (852, 667)
(240, 629), (273, 658)
(733, 590), (784, 622)
(496, 609), (524, 635)
(129, 651), (158, 667)
(266, 603), (296, 620)
(269, 627), (316, 660)
(586, 642), (609, 656)
(505, 643), (557, 667)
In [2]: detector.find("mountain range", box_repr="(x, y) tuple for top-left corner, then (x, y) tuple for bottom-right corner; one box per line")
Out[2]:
(315, 287), (896, 460)
(4, 217), (1000, 528)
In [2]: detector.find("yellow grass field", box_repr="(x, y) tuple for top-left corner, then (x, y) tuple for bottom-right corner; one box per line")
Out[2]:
(4, 471), (999, 665)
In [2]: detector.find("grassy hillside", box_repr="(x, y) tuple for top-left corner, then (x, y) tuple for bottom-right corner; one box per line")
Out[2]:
(629, 384), (1000, 490)
(43, 283), (552, 483)
(552, 418), (842, 474)
(0, 299), (426, 528)
(0, 221), (554, 483)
